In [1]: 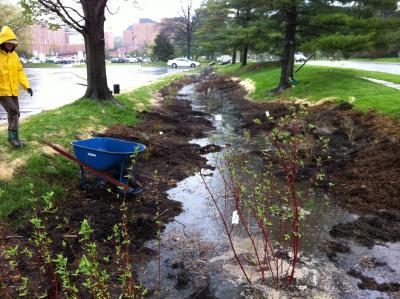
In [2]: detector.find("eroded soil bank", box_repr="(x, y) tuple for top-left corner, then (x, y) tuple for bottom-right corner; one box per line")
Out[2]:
(1, 73), (400, 297)
(209, 75), (400, 296)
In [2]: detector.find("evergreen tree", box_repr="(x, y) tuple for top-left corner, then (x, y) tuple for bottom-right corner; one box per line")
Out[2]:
(196, 0), (229, 59)
(197, 0), (265, 65)
(152, 33), (175, 61)
(271, 0), (400, 93)
(198, 0), (399, 93)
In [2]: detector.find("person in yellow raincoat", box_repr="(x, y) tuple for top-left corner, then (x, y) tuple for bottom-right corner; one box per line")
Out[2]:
(0, 26), (32, 148)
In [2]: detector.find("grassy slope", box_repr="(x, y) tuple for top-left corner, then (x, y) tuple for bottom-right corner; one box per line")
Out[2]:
(218, 63), (400, 117)
(0, 74), (183, 220)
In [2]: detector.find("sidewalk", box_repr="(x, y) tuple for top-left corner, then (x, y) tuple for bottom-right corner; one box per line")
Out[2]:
(360, 77), (400, 90)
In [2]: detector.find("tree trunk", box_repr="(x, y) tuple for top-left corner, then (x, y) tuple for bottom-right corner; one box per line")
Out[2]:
(232, 46), (237, 64)
(274, 6), (297, 94)
(239, 48), (243, 63)
(82, 3), (113, 101)
(187, 37), (191, 59)
(241, 44), (248, 67)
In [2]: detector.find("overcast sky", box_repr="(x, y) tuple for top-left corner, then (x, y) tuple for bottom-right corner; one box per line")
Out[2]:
(7, 0), (203, 36)
(106, 0), (203, 35)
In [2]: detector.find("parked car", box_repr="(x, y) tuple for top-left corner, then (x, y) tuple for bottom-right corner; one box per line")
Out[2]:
(59, 57), (75, 64)
(128, 57), (138, 63)
(45, 56), (58, 64)
(19, 57), (27, 64)
(28, 57), (42, 64)
(167, 57), (200, 68)
(294, 53), (307, 62)
(217, 55), (231, 65)
(111, 57), (128, 63)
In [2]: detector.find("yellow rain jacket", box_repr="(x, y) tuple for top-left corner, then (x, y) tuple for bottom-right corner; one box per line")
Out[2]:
(0, 26), (30, 96)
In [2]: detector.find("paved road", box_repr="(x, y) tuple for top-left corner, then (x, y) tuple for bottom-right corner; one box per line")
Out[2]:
(304, 60), (400, 75)
(0, 65), (185, 125)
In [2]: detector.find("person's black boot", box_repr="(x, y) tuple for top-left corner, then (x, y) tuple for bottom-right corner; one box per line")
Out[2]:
(8, 130), (23, 149)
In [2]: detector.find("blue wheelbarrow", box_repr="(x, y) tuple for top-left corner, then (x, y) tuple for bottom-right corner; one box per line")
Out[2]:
(45, 137), (146, 194)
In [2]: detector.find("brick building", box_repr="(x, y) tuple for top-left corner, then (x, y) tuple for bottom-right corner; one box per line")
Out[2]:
(122, 18), (161, 54)
(30, 24), (114, 57)
(104, 32), (115, 50)
(30, 24), (69, 57)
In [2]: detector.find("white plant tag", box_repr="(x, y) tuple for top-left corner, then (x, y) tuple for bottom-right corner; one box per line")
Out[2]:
(232, 210), (239, 225)
(215, 114), (222, 121)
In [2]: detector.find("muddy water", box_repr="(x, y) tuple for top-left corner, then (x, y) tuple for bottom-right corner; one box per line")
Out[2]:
(138, 83), (399, 298)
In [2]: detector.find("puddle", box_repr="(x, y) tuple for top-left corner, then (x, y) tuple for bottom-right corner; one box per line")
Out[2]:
(0, 66), (185, 125)
(137, 82), (399, 298)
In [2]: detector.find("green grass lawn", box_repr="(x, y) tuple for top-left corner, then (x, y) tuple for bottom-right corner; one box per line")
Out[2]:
(24, 63), (61, 68)
(218, 63), (400, 117)
(0, 73), (183, 221)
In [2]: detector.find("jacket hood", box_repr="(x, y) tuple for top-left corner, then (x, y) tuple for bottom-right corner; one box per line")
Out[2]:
(0, 26), (18, 45)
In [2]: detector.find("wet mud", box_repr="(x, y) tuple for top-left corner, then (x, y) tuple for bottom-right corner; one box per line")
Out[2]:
(220, 75), (400, 244)
(1, 72), (400, 297)
(0, 76), (222, 296)
(206, 74), (400, 296)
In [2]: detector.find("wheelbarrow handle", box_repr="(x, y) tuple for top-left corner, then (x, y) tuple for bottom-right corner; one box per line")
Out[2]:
(43, 140), (129, 191)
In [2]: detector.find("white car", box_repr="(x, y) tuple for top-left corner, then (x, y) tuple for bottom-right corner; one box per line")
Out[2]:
(28, 57), (42, 64)
(217, 55), (231, 65)
(167, 57), (200, 68)
(294, 53), (307, 62)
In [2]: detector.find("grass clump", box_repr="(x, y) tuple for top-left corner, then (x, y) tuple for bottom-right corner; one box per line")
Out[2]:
(0, 73), (183, 220)
(218, 63), (400, 117)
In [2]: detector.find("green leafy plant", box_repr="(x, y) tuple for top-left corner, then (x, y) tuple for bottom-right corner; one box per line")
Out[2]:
(76, 219), (110, 298)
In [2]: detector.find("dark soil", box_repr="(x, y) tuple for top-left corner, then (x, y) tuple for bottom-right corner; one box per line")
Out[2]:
(206, 75), (400, 294)
(321, 240), (351, 259)
(348, 269), (400, 292)
(0, 76), (221, 297)
(330, 210), (400, 248)
(1, 73), (400, 296)
(216, 76), (400, 246)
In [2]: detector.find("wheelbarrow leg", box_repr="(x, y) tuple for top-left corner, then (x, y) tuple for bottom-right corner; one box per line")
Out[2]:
(118, 160), (143, 195)
(93, 176), (106, 191)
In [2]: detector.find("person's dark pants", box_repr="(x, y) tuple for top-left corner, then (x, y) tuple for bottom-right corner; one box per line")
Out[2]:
(0, 96), (20, 131)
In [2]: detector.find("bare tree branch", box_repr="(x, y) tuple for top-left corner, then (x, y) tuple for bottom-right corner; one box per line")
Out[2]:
(37, 0), (85, 33)
(57, 1), (86, 21)
(105, 3), (120, 15)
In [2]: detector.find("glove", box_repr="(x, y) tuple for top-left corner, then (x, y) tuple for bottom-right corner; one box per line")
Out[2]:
(27, 88), (33, 96)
